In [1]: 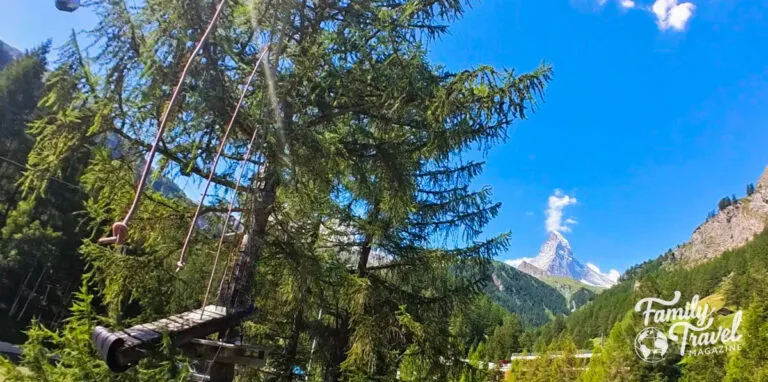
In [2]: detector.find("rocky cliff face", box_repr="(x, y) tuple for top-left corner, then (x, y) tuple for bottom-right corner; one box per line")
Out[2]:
(673, 166), (768, 266)
(517, 260), (548, 279)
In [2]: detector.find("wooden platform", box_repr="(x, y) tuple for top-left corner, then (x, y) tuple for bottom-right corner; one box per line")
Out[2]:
(92, 305), (253, 372)
(182, 338), (268, 368)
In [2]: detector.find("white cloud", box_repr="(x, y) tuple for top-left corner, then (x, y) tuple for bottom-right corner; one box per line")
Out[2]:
(525, 211), (535, 217)
(620, 0), (636, 8)
(652, 0), (695, 31)
(593, 0), (695, 32)
(546, 189), (578, 234)
(596, 0), (634, 9)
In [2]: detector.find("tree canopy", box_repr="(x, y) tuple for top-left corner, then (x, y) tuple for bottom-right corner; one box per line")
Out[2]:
(0, 0), (553, 380)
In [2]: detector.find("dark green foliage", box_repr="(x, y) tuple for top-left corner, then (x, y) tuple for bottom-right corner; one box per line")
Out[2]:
(485, 315), (523, 361)
(450, 294), (510, 353)
(565, 228), (768, 348)
(725, 298), (768, 381)
(718, 197), (733, 211)
(0, 43), (48, 226)
(680, 348), (726, 382)
(0, 41), (89, 342)
(0, 280), (189, 381)
(3, 0), (553, 380)
(564, 280), (635, 347)
(747, 183), (756, 196)
(506, 334), (584, 382)
(580, 310), (682, 382)
(570, 287), (597, 310)
(482, 261), (570, 327)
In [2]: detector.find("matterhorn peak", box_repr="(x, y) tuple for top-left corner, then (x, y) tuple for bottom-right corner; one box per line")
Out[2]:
(507, 232), (618, 288)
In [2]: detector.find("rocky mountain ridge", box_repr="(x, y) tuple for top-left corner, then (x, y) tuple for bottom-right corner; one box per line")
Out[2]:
(0, 40), (23, 70)
(509, 231), (618, 288)
(672, 166), (768, 266)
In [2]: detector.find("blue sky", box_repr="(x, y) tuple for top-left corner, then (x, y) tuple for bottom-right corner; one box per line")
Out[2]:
(3, 0), (768, 275)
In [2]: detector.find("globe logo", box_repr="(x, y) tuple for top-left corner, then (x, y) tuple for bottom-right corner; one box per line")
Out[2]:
(634, 327), (668, 363)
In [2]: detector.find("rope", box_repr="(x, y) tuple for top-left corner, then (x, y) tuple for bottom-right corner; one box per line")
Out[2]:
(305, 308), (323, 379)
(200, 94), (265, 315)
(98, 0), (227, 246)
(177, 46), (269, 270)
(0, 155), (84, 192)
(203, 328), (229, 377)
(215, 245), (239, 300)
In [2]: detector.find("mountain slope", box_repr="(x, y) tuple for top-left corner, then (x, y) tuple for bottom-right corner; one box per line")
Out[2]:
(510, 232), (618, 288)
(483, 261), (570, 327)
(0, 40), (22, 70)
(540, 275), (600, 311)
(671, 166), (768, 266)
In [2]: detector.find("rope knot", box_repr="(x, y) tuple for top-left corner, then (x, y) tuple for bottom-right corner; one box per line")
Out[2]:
(98, 222), (128, 246)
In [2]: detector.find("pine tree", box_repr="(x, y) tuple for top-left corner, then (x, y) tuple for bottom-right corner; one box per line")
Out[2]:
(485, 315), (523, 361)
(747, 183), (756, 196)
(13, 0), (552, 380)
(0, 42), (48, 227)
(725, 299), (768, 381)
(718, 197), (732, 211)
(0, 42), (91, 336)
(579, 311), (637, 382)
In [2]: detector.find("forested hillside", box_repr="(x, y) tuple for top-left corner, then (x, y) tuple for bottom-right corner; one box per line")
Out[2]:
(483, 261), (570, 326)
(522, 219), (768, 380)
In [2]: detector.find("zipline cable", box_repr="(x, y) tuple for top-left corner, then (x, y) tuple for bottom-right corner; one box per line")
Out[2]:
(177, 46), (269, 270)
(98, 0), (227, 246)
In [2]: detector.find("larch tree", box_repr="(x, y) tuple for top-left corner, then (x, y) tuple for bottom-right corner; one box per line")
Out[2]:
(0, 42), (91, 339)
(9, 0), (551, 380)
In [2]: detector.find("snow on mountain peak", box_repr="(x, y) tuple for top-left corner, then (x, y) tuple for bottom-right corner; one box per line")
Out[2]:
(507, 233), (618, 288)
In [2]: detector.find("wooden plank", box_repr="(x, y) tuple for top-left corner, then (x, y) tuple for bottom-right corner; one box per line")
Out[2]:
(181, 339), (268, 368)
(93, 305), (255, 373)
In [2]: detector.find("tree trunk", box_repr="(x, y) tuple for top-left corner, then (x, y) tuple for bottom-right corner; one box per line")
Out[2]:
(279, 303), (304, 379)
(324, 313), (350, 382)
(209, 164), (279, 382)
